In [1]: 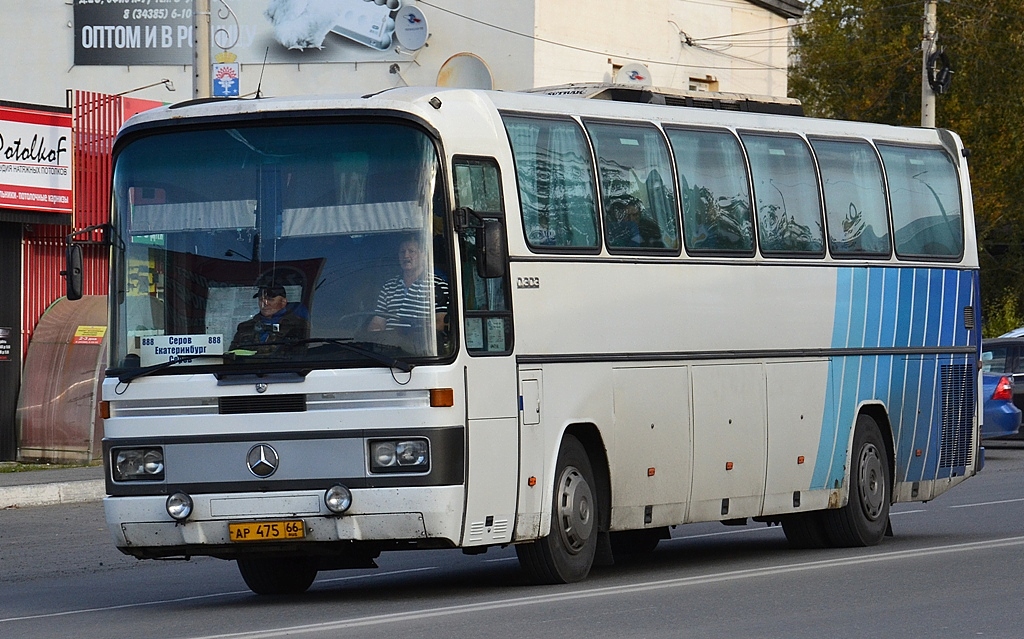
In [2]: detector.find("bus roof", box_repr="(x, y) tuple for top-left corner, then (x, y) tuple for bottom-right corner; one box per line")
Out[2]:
(119, 85), (961, 156)
(522, 82), (804, 117)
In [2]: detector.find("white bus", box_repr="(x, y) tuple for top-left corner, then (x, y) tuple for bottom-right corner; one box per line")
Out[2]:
(69, 83), (981, 594)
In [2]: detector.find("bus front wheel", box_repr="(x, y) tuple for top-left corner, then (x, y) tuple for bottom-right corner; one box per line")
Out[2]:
(516, 435), (599, 584)
(823, 414), (891, 547)
(236, 556), (318, 595)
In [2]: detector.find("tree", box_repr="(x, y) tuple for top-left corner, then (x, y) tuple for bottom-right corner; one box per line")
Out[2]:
(790, 0), (1024, 335)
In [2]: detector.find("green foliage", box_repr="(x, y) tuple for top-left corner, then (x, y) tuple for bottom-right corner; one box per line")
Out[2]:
(983, 288), (1024, 338)
(790, 0), (921, 123)
(791, 1), (1024, 322)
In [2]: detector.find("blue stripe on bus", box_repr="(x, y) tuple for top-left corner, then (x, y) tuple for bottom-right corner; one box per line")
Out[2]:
(894, 268), (914, 348)
(813, 267), (976, 490)
(848, 268), (868, 349)
(927, 269), (945, 345)
(944, 269), (964, 345)
(864, 268), (883, 349)
(832, 267), (853, 350)
(880, 268), (899, 347)
(910, 269), (929, 347)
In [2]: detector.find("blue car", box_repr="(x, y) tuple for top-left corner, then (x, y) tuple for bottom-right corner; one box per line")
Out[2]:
(982, 372), (1022, 439)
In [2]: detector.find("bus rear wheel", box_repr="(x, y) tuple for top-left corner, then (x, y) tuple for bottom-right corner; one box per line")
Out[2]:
(516, 435), (598, 584)
(823, 414), (891, 547)
(236, 556), (318, 595)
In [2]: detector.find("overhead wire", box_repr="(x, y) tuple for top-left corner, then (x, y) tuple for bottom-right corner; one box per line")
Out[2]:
(415, 0), (790, 72)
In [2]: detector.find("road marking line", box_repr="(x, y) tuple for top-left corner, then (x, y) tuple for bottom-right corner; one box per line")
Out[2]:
(668, 526), (778, 540)
(948, 497), (1024, 509)
(179, 535), (1024, 639)
(316, 566), (436, 584)
(0, 567), (436, 624)
(6, 526), (1023, 629)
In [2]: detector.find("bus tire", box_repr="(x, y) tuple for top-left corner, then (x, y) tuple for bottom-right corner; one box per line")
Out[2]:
(781, 512), (830, 549)
(823, 414), (891, 547)
(236, 556), (318, 595)
(516, 435), (598, 584)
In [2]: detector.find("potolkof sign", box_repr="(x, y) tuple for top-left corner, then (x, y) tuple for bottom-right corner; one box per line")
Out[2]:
(0, 106), (72, 215)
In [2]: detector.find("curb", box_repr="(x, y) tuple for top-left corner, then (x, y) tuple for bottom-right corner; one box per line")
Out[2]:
(0, 479), (106, 509)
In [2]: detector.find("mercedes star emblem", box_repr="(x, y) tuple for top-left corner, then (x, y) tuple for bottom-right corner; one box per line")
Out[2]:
(246, 443), (279, 478)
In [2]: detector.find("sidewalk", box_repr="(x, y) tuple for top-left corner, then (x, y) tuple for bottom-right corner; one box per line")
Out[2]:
(0, 463), (106, 509)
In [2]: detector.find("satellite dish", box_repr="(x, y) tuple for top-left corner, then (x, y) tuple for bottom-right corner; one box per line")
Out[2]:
(437, 53), (493, 90)
(394, 5), (429, 51)
(615, 63), (653, 87)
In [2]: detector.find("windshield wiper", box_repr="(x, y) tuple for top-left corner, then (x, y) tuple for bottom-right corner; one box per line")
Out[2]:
(116, 354), (229, 384)
(293, 338), (414, 373)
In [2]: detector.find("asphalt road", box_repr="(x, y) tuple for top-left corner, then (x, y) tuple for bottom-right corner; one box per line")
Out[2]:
(3, 441), (1023, 639)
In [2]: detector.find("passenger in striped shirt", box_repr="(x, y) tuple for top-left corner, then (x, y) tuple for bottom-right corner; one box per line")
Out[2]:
(368, 234), (449, 334)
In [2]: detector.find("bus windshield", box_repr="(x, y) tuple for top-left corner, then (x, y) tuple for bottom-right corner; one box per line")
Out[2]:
(110, 120), (453, 373)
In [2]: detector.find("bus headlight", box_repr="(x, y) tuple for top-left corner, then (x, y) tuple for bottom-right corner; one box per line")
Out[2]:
(112, 447), (165, 481)
(368, 438), (429, 473)
(166, 492), (193, 521)
(324, 484), (352, 514)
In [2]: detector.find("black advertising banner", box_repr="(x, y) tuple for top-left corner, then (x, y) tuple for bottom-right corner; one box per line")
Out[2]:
(75, 0), (433, 67)
(74, 0), (194, 66)
(0, 328), (11, 362)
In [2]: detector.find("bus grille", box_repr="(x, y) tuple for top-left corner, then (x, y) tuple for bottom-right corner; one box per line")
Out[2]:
(219, 394), (307, 415)
(939, 364), (974, 469)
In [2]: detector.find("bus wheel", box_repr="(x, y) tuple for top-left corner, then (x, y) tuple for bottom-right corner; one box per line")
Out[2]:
(823, 414), (891, 547)
(781, 512), (830, 549)
(236, 556), (318, 595)
(516, 435), (598, 584)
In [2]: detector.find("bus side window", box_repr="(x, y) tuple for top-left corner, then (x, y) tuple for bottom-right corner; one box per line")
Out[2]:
(453, 157), (514, 355)
(503, 115), (600, 251)
(741, 132), (824, 256)
(584, 120), (681, 253)
(878, 144), (964, 259)
(810, 138), (891, 258)
(667, 127), (754, 254)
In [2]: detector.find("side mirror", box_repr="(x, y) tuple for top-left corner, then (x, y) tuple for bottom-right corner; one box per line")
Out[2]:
(63, 243), (84, 301)
(476, 218), (507, 279)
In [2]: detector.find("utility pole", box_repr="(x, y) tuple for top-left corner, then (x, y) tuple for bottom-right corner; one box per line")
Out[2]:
(921, 0), (938, 127)
(193, 0), (212, 98)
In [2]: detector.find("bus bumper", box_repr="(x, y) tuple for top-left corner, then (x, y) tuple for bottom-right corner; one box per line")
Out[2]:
(104, 485), (465, 559)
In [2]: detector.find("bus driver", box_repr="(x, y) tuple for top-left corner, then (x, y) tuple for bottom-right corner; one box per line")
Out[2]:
(229, 283), (310, 354)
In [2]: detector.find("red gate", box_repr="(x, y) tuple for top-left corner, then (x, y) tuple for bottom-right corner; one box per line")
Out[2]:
(20, 92), (162, 356)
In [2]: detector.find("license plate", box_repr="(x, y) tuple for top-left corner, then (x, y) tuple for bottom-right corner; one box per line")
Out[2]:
(229, 520), (305, 542)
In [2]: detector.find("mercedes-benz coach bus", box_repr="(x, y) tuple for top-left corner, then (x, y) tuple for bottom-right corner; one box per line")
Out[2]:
(66, 83), (981, 594)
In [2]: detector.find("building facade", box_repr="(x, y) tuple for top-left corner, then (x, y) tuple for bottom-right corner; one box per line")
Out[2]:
(3, 0), (803, 106)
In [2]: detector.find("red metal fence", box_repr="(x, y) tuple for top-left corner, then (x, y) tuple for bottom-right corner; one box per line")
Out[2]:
(20, 91), (161, 357)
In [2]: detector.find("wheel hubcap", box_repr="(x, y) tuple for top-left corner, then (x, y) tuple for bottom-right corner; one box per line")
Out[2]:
(555, 465), (594, 554)
(858, 443), (886, 521)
